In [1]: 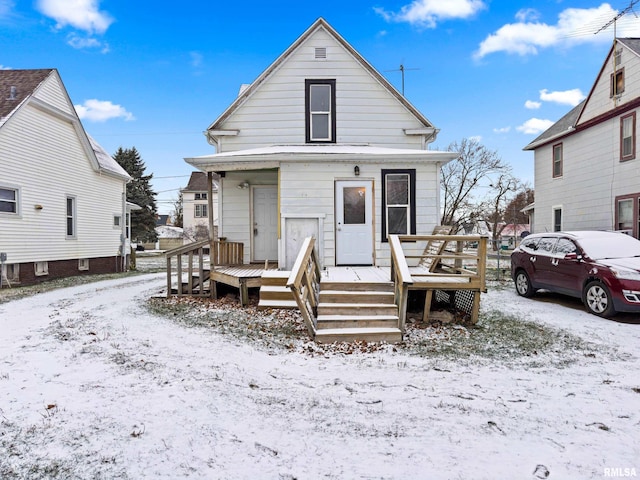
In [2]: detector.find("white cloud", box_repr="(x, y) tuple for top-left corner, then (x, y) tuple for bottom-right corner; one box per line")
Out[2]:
(493, 126), (511, 134)
(517, 118), (554, 135)
(75, 99), (134, 122)
(525, 100), (541, 110)
(469, 135), (483, 143)
(539, 88), (585, 106)
(68, 34), (109, 53)
(474, 4), (625, 59)
(375, 0), (486, 28)
(515, 8), (540, 23)
(36, 0), (113, 34)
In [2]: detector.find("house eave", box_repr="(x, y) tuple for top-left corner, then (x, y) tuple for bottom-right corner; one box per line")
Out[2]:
(185, 145), (458, 172)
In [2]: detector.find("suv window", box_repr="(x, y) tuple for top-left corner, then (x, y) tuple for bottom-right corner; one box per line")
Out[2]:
(554, 238), (578, 256)
(521, 237), (540, 251)
(537, 237), (558, 254)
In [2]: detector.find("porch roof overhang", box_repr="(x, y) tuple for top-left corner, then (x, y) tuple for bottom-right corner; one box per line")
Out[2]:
(185, 144), (459, 172)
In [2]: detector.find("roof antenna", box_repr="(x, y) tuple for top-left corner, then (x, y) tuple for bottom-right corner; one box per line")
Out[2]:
(385, 64), (419, 96)
(595, 0), (639, 106)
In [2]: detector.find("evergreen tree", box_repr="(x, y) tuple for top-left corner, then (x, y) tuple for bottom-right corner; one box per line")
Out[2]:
(113, 147), (158, 243)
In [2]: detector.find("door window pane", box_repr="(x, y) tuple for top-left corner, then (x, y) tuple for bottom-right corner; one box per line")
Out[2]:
(343, 187), (365, 224)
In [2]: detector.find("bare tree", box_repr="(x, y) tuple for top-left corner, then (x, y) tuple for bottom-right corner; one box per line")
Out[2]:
(440, 138), (510, 230)
(172, 193), (183, 228)
(183, 224), (209, 243)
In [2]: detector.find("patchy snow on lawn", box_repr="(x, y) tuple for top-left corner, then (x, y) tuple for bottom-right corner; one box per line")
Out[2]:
(1, 273), (639, 479)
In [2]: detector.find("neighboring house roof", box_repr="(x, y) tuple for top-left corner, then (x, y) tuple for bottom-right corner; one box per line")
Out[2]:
(206, 17), (436, 137)
(525, 37), (640, 151)
(187, 144), (457, 171)
(523, 101), (584, 151)
(183, 171), (219, 192)
(0, 68), (130, 181)
(156, 225), (183, 238)
(0, 69), (52, 125)
(156, 214), (171, 226)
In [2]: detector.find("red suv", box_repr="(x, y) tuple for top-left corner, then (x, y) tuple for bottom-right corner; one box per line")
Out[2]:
(510, 231), (640, 317)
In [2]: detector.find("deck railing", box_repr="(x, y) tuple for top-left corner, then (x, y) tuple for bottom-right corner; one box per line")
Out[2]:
(389, 234), (488, 325)
(166, 239), (245, 298)
(286, 237), (320, 337)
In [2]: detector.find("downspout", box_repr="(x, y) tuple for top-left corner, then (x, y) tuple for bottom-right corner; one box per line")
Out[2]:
(121, 181), (128, 272)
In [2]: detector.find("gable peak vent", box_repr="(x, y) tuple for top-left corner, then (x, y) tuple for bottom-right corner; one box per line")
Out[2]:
(314, 47), (327, 60)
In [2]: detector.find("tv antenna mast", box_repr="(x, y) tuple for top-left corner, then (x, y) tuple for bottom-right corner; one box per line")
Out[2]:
(385, 64), (419, 96)
(595, 0), (639, 105)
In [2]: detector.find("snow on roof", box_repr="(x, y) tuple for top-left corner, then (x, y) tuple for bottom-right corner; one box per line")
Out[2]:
(87, 134), (130, 180)
(156, 225), (183, 238)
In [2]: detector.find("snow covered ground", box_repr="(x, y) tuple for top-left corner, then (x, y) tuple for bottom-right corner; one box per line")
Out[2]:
(1, 270), (639, 479)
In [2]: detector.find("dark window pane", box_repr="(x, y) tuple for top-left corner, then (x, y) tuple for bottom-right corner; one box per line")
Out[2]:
(0, 201), (16, 213)
(67, 217), (74, 236)
(312, 113), (329, 139)
(386, 174), (408, 205)
(387, 207), (408, 234)
(343, 187), (365, 224)
(0, 189), (16, 201)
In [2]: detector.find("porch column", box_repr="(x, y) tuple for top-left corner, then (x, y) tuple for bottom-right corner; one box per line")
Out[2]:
(207, 171), (217, 299)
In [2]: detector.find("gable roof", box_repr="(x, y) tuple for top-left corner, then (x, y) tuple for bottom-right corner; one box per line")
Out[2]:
(0, 68), (129, 181)
(0, 69), (53, 126)
(523, 100), (584, 151)
(206, 17), (435, 133)
(183, 171), (219, 192)
(525, 37), (640, 151)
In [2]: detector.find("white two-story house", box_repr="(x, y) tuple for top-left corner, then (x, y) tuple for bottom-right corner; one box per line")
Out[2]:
(0, 69), (131, 286)
(181, 171), (219, 243)
(185, 18), (457, 269)
(525, 38), (640, 238)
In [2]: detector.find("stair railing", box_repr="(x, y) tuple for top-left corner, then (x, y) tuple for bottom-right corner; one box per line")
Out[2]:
(389, 234), (413, 332)
(166, 240), (209, 297)
(286, 236), (320, 337)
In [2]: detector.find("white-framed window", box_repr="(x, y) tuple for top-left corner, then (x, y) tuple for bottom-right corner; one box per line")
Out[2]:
(194, 193), (207, 200)
(66, 196), (76, 238)
(621, 112), (636, 161)
(616, 193), (640, 238)
(0, 186), (19, 214)
(195, 204), (208, 218)
(553, 207), (563, 232)
(552, 143), (563, 178)
(35, 261), (48, 276)
(78, 258), (89, 271)
(305, 79), (336, 143)
(114, 215), (121, 227)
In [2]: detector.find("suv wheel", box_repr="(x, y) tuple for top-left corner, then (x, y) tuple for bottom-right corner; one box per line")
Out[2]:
(583, 281), (616, 318)
(515, 270), (535, 298)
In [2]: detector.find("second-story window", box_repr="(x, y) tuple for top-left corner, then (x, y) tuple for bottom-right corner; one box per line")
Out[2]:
(305, 79), (336, 143)
(552, 143), (563, 178)
(195, 204), (208, 218)
(621, 112), (636, 161)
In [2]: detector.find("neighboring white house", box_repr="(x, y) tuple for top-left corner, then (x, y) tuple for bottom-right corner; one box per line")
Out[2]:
(524, 38), (640, 238)
(185, 18), (457, 269)
(0, 69), (131, 286)
(181, 171), (219, 243)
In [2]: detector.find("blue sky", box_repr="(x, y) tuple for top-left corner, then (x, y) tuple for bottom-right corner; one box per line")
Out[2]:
(2, 0), (640, 214)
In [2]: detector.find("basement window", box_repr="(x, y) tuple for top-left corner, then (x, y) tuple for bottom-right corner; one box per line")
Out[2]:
(78, 258), (89, 271)
(35, 261), (48, 276)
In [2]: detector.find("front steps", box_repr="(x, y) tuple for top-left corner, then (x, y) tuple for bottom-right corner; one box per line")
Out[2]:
(257, 270), (297, 309)
(315, 281), (402, 344)
(258, 272), (403, 343)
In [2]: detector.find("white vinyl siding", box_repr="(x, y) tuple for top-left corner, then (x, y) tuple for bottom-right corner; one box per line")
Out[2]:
(0, 74), (126, 264)
(217, 28), (426, 151)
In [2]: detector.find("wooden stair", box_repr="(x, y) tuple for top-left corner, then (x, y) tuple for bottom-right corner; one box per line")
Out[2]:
(315, 281), (402, 344)
(173, 269), (211, 296)
(257, 270), (297, 309)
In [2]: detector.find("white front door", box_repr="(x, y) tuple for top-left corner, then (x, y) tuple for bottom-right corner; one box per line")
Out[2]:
(335, 180), (373, 265)
(253, 186), (278, 262)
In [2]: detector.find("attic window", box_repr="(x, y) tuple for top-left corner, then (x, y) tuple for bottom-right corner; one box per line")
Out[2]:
(614, 48), (622, 66)
(305, 79), (336, 143)
(611, 68), (625, 97)
(314, 47), (327, 59)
